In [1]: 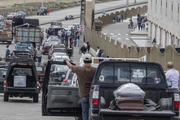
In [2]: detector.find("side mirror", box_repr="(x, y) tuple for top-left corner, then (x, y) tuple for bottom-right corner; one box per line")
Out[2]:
(167, 81), (172, 87)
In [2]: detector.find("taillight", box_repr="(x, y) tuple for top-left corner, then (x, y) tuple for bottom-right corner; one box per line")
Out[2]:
(174, 93), (180, 108)
(92, 85), (99, 106)
(3, 81), (7, 88)
(174, 101), (180, 108)
(92, 98), (99, 105)
(37, 81), (40, 88)
(64, 80), (68, 83)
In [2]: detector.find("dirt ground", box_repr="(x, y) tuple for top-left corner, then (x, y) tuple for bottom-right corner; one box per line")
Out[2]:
(0, 0), (80, 7)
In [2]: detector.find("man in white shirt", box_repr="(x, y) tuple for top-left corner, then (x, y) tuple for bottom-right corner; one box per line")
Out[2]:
(166, 62), (179, 89)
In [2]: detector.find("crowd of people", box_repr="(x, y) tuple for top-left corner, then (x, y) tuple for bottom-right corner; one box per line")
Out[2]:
(113, 14), (124, 23)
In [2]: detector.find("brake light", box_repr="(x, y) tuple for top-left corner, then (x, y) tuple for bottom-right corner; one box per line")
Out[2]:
(37, 81), (40, 88)
(64, 80), (68, 83)
(92, 98), (99, 105)
(92, 85), (99, 106)
(3, 81), (7, 87)
(174, 101), (180, 108)
(174, 93), (180, 108)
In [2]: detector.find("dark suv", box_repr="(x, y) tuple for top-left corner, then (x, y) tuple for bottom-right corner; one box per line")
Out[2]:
(4, 58), (40, 103)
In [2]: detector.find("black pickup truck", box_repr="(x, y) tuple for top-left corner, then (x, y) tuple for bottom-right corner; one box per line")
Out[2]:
(89, 61), (180, 120)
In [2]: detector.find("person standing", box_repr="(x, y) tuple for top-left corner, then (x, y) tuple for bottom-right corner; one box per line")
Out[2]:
(66, 54), (96, 120)
(86, 41), (90, 53)
(166, 62), (179, 89)
(96, 46), (100, 57)
(5, 45), (10, 59)
(113, 16), (116, 23)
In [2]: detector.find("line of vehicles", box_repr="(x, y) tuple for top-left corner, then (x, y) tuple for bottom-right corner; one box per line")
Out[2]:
(0, 11), (180, 120)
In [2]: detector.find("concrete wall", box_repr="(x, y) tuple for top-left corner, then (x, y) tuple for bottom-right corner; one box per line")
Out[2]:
(98, 5), (147, 26)
(85, 28), (180, 73)
(148, 0), (180, 48)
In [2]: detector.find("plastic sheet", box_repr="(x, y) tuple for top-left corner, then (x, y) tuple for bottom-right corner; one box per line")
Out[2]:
(114, 83), (145, 98)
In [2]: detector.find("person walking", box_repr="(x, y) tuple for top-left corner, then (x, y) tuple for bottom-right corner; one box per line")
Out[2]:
(80, 44), (87, 54)
(5, 45), (10, 59)
(36, 47), (42, 63)
(166, 62), (179, 89)
(66, 54), (96, 120)
(113, 16), (116, 23)
(86, 41), (90, 53)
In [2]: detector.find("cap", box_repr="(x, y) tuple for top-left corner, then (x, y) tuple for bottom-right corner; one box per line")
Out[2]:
(83, 54), (92, 63)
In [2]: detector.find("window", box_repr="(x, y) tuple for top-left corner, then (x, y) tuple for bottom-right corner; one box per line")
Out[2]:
(97, 63), (164, 85)
(12, 68), (32, 76)
(115, 64), (130, 83)
(98, 65), (113, 83)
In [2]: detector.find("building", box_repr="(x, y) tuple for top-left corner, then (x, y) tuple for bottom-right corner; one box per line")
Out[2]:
(148, 0), (180, 48)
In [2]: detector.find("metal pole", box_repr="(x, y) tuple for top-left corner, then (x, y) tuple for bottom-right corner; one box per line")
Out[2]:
(24, 0), (26, 11)
(126, 0), (129, 9)
(80, 0), (86, 46)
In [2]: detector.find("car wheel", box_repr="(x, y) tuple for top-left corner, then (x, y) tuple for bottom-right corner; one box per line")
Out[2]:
(4, 93), (9, 102)
(33, 94), (39, 103)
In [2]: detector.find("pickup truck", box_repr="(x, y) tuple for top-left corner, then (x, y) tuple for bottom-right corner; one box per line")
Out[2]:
(89, 60), (180, 120)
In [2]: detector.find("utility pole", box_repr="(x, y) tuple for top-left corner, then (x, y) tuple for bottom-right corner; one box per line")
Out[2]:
(23, 0), (26, 11)
(80, 0), (86, 46)
(126, 0), (129, 9)
(135, 0), (136, 4)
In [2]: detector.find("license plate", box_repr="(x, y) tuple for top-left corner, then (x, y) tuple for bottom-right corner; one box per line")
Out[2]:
(14, 76), (26, 87)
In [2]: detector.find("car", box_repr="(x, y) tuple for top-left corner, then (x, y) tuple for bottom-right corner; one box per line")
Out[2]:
(36, 63), (44, 85)
(51, 55), (69, 62)
(7, 12), (18, 20)
(42, 61), (80, 116)
(4, 58), (40, 102)
(48, 48), (66, 59)
(17, 11), (26, 18)
(88, 61), (180, 120)
(0, 68), (7, 92)
(62, 70), (77, 87)
(42, 41), (52, 54)
(37, 7), (48, 15)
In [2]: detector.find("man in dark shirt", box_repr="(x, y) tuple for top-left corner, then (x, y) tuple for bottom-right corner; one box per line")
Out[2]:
(66, 54), (96, 120)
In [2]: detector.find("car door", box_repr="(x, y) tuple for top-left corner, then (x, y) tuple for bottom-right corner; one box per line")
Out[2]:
(42, 61), (80, 115)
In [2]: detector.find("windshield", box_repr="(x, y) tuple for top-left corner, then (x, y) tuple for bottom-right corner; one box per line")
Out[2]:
(36, 67), (43, 71)
(97, 63), (164, 85)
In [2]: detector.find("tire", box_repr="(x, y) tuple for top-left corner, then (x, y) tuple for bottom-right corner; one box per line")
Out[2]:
(4, 93), (9, 102)
(33, 94), (39, 103)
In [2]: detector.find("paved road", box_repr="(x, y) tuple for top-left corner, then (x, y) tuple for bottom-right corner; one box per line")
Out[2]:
(28, 0), (146, 25)
(102, 20), (151, 47)
(0, 93), (75, 120)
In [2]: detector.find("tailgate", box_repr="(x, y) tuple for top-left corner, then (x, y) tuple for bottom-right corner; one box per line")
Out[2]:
(100, 108), (175, 117)
(47, 85), (80, 109)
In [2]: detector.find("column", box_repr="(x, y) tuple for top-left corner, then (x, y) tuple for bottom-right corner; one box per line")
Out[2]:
(148, 22), (152, 40)
(152, 24), (156, 42)
(156, 27), (161, 45)
(165, 31), (168, 47)
(161, 30), (166, 48)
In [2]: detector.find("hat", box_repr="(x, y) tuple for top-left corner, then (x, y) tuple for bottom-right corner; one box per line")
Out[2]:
(83, 54), (92, 63)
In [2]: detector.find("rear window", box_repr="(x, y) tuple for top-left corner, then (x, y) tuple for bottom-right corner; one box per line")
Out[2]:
(12, 68), (32, 76)
(97, 63), (164, 85)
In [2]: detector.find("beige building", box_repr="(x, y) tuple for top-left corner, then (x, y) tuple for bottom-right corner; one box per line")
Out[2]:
(148, 0), (180, 48)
